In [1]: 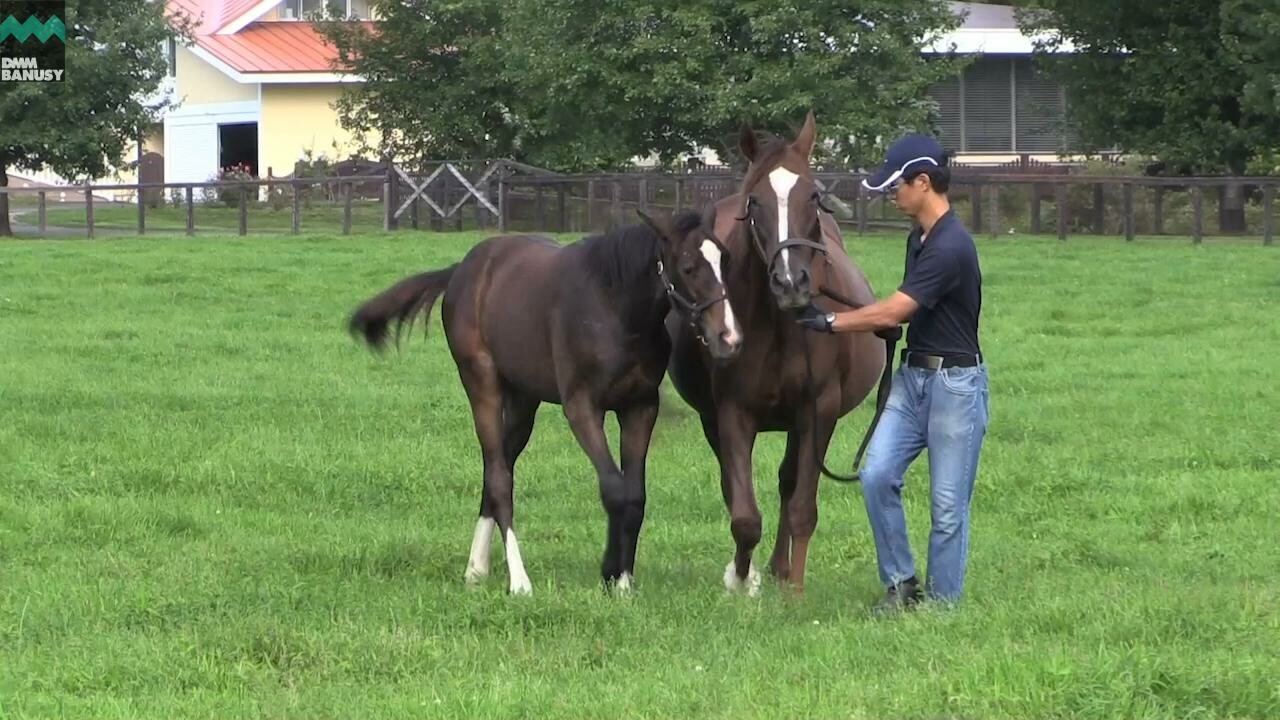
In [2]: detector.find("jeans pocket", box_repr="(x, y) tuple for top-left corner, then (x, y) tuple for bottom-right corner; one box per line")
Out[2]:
(938, 366), (985, 395)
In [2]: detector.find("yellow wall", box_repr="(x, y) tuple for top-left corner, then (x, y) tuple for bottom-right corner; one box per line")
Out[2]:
(259, 84), (373, 176)
(174, 45), (257, 105)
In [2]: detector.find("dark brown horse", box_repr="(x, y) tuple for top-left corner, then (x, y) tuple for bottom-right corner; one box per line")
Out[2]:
(666, 112), (887, 595)
(349, 210), (741, 595)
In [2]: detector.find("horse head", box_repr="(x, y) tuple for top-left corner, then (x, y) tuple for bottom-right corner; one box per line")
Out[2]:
(638, 208), (742, 361)
(732, 110), (840, 311)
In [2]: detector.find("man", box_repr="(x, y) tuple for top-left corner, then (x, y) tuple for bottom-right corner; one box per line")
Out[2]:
(795, 132), (988, 613)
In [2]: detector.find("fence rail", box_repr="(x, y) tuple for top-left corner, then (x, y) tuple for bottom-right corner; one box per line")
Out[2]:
(2, 162), (1276, 245)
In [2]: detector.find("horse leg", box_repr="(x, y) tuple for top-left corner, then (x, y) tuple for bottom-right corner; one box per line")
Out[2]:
(769, 433), (800, 581)
(460, 354), (532, 595)
(716, 404), (762, 596)
(561, 391), (627, 586)
(466, 390), (538, 586)
(615, 397), (659, 591)
(786, 391), (840, 595)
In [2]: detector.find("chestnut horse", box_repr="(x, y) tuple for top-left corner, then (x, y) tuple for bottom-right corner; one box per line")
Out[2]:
(350, 210), (741, 595)
(666, 112), (889, 594)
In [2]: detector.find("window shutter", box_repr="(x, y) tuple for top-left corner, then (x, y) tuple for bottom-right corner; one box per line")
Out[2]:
(1015, 58), (1065, 152)
(962, 56), (1013, 152)
(927, 76), (963, 151)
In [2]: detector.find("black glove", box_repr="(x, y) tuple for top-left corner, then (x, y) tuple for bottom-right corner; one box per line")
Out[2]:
(794, 304), (835, 333)
(874, 325), (902, 342)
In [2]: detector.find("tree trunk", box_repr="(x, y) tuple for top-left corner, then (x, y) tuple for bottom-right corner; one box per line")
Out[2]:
(1218, 183), (1246, 234)
(0, 160), (12, 237)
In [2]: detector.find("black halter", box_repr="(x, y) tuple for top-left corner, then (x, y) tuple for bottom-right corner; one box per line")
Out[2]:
(657, 229), (729, 346)
(737, 197), (832, 278)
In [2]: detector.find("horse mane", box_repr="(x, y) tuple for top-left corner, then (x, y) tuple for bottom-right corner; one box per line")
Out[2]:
(580, 210), (704, 288)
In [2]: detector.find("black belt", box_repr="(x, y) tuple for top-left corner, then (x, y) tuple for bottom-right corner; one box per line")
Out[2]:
(900, 349), (983, 369)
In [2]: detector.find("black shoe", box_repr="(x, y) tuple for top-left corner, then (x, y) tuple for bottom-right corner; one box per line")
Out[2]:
(872, 576), (922, 616)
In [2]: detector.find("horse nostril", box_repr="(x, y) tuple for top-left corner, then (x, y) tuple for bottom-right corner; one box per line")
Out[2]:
(796, 268), (811, 289)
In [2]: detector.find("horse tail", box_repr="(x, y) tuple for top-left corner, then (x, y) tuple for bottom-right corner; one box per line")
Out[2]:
(348, 265), (458, 351)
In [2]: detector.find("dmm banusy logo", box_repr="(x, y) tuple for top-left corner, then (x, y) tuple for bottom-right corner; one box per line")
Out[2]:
(0, 0), (65, 82)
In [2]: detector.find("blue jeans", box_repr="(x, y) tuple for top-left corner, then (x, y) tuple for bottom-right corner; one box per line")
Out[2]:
(859, 361), (990, 602)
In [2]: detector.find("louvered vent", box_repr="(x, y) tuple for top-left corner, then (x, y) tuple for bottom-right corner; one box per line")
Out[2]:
(962, 56), (1013, 152)
(1015, 58), (1064, 152)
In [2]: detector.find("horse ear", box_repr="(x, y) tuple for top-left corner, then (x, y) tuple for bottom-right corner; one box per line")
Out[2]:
(738, 123), (758, 162)
(794, 110), (817, 158)
(636, 209), (672, 244)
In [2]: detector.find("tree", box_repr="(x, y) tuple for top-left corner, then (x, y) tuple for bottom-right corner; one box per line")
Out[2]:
(0, 0), (188, 236)
(1018, 0), (1280, 176)
(322, 0), (965, 172)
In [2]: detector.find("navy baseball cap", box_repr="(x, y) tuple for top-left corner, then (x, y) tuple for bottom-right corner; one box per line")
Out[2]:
(862, 133), (947, 191)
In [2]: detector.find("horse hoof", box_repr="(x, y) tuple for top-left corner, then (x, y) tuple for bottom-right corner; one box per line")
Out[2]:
(723, 561), (761, 597)
(464, 565), (488, 586)
(508, 577), (533, 596)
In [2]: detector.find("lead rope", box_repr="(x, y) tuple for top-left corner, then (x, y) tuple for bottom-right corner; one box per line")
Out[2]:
(803, 285), (900, 484)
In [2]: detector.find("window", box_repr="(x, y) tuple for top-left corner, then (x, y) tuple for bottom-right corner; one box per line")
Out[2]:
(218, 123), (259, 177)
(280, 0), (371, 20)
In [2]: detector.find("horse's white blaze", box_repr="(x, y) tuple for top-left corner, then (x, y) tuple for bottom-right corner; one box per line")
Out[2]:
(464, 516), (496, 584)
(768, 167), (800, 281)
(504, 528), (533, 595)
(723, 561), (762, 597)
(699, 239), (740, 345)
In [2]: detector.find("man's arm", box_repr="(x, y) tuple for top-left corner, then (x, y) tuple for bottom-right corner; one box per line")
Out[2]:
(831, 291), (918, 333)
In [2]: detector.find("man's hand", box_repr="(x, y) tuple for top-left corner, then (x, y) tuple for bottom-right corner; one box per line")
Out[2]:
(794, 304), (836, 333)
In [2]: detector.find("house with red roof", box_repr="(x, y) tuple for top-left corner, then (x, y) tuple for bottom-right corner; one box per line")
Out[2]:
(156, 0), (372, 186)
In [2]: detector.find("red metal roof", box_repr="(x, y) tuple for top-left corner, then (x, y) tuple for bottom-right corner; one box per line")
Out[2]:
(166, 0), (365, 75)
(199, 22), (349, 73)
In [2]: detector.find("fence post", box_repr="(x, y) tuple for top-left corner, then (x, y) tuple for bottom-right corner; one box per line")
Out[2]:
(988, 184), (999, 239)
(1092, 183), (1105, 235)
(498, 176), (509, 232)
(85, 188), (94, 239)
(185, 185), (194, 236)
(611, 180), (622, 229)
(1030, 183), (1041, 234)
(971, 183), (983, 233)
(1264, 185), (1275, 246)
(1123, 183), (1134, 241)
(384, 162), (398, 232)
(1153, 187), (1165, 235)
(1192, 186), (1203, 244)
(586, 179), (596, 230)
(675, 178), (685, 213)
(342, 181), (353, 236)
(291, 179), (301, 235)
(1055, 183), (1067, 241)
(557, 186), (568, 232)
(238, 186), (248, 236)
(137, 187), (146, 236)
(535, 183), (546, 231)
(38, 190), (46, 233)
(638, 177), (649, 213)
(856, 183), (868, 235)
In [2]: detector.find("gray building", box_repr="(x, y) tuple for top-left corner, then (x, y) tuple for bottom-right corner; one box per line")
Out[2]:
(926, 2), (1080, 162)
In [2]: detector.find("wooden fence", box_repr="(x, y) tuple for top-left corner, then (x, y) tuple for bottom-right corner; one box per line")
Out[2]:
(2, 162), (1276, 245)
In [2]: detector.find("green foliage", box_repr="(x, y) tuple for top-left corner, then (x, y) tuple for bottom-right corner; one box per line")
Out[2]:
(0, 0), (190, 234)
(320, 0), (965, 171)
(1018, 0), (1280, 175)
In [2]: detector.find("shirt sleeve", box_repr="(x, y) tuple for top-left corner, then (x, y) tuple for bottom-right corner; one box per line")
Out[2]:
(898, 243), (960, 309)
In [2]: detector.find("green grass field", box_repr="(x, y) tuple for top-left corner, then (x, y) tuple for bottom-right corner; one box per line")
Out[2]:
(2, 229), (1278, 719)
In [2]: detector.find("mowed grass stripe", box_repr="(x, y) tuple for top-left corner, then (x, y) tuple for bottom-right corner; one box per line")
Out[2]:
(0, 232), (1277, 719)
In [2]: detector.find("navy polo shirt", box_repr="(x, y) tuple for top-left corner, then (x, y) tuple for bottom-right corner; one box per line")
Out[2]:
(898, 209), (982, 356)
